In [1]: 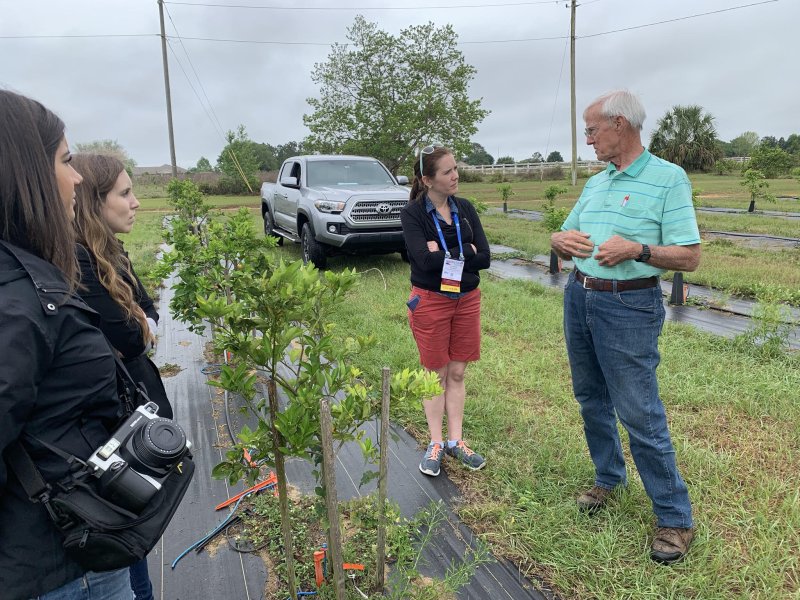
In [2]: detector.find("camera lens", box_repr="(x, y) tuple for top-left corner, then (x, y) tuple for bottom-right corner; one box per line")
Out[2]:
(132, 418), (188, 470)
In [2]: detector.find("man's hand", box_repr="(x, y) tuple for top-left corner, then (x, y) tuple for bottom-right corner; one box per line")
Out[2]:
(595, 235), (639, 266)
(426, 240), (439, 252)
(551, 230), (595, 260)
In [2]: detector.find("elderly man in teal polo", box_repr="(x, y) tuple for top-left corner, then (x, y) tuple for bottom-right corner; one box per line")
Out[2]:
(551, 89), (700, 564)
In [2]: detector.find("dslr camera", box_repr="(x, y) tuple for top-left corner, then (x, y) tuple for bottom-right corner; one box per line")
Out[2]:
(88, 402), (192, 513)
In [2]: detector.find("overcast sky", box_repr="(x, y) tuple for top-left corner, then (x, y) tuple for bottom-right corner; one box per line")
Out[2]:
(1, 0), (796, 168)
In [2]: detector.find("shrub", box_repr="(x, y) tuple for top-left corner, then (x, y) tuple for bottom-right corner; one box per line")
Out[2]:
(465, 196), (488, 214)
(458, 169), (484, 183)
(541, 185), (569, 232)
(713, 159), (737, 175)
(542, 165), (564, 180)
(748, 145), (794, 178)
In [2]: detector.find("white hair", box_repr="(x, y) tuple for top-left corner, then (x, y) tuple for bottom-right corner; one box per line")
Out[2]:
(584, 90), (646, 130)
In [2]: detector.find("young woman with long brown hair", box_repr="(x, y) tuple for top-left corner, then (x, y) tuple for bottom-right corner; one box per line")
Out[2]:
(72, 154), (171, 420)
(400, 144), (491, 478)
(0, 89), (134, 599)
(71, 154), (173, 600)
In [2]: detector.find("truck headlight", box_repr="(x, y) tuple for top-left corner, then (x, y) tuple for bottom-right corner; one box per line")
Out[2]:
(314, 200), (345, 213)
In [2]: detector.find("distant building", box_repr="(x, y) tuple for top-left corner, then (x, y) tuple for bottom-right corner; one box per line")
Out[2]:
(132, 164), (188, 176)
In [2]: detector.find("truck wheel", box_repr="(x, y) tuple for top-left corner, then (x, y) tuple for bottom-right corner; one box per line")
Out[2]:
(263, 209), (283, 245)
(301, 224), (327, 269)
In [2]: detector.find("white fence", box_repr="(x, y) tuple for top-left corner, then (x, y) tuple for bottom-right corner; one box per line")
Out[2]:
(461, 157), (751, 174)
(461, 161), (607, 174)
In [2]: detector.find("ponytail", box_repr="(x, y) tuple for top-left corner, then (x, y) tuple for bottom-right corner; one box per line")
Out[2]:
(409, 176), (425, 203)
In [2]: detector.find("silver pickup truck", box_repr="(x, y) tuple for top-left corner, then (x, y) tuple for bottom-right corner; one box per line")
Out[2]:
(261, 155), (410, 268)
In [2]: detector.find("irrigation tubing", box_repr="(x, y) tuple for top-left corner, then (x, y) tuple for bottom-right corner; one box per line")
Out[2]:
(171, 493), (250, 569)
(702, 230), (800, 242)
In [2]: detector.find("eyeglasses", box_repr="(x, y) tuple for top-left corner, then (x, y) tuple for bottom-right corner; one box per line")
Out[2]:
(585, 117), (620, 138)
(584, 126), (600, 138)
(416, 142), (444, 176)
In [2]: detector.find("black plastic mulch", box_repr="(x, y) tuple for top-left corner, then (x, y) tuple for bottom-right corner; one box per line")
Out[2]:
(149, 270), (550, 599)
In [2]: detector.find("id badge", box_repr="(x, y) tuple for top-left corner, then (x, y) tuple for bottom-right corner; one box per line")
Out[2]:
(440, 257), (464, 293)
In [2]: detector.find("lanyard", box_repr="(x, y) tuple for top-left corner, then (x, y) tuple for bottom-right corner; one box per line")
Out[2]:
(431, 201), (464, 260)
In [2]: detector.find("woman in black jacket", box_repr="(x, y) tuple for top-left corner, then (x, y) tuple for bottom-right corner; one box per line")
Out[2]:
(72, 154), (171, 420)
(0, 90), (134, 598)
(72, 153), (172, 600)
(400, 144), (491, 479)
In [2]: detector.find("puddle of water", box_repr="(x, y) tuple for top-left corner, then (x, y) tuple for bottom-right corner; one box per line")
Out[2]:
(703, 232), (800, 250)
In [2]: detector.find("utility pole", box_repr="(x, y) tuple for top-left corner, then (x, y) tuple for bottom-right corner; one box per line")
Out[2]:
(158, 0), (178, 178)
(569, 0), (577, 186)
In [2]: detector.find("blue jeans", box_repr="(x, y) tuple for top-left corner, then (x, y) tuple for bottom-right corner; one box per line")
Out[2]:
(36, 569), (133, 600)
(128, 559), (153, 600)
(563, 273), (692, 528)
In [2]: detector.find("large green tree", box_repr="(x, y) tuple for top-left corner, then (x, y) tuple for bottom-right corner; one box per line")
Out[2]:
(727, 131), (760, 157)
(75, 139), (136, 173)
(649, 105), (722, 172)
(303, 16), (489, 174)
(462, 142), (494, 166)
(216, 125), (274, 192)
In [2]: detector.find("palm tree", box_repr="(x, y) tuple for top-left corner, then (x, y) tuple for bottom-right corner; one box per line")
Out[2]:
(649, 105), (722, 172)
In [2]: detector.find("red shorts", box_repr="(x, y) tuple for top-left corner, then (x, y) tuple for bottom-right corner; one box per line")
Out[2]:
(407, 286), (482, 371)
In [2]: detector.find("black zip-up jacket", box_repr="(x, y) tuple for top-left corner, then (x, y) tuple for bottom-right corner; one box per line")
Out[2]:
(0, 241), (120, 600)
(76, 244), (172, 418)
(400, 195), (491, 293)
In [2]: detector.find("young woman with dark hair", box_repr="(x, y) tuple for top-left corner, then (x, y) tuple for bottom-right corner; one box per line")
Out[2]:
(0, 89), (134, 599)
(400, 144), (491, 478)
(72, 153), (171, 419)
(72, 153), (174, 600)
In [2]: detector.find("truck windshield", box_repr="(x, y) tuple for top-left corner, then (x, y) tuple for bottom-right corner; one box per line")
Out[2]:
(307, 160), (395, 187)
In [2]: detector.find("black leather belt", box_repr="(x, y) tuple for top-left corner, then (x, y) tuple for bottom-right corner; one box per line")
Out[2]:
(575, 269), (659, 292)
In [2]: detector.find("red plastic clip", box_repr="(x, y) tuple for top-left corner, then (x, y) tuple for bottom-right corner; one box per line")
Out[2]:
(214, 472), (277, 510)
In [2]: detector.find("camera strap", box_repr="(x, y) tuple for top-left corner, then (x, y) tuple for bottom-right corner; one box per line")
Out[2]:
(6, 441), (51, 502)
(4, 440), (84, 528)
(103, 336), (152, 418)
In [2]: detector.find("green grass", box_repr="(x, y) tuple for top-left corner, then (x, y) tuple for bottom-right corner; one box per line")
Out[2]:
(124, 206), (800, 599)
(117, 211), (169, 295)
(476, 212), (800, 305)
(317, 254), (800, 600)
(456, 174), (800, 214)
(128, 176), (800, 306)
(696, 212), (800, 238)
(138, 194), (259, 211)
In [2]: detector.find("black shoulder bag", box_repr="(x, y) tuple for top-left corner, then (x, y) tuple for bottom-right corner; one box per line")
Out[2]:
(6, 355), (195, 572)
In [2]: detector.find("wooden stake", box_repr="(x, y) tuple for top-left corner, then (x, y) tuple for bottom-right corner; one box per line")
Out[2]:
(266, 380), (297, 600)
(320, 398), (346, 600)
(375, 367), (391, 591)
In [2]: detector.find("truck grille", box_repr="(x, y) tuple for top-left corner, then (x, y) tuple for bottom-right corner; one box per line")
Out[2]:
(348, 199), (406, 223)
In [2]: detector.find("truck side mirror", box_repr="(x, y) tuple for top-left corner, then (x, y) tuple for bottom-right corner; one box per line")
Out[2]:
(395, 175), (409, 185)
(279, 176), (299, 188)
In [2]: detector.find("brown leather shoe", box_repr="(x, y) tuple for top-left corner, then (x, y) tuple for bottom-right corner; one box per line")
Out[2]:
(576, 485), (613, 513)
(650, 527), (694, 564)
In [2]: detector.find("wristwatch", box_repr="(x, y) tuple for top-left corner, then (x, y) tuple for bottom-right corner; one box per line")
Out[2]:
(635, 243), (651, 263)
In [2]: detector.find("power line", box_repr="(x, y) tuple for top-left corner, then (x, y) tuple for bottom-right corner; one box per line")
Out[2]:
(0, 33), (155, 39)
(0, 0), (780, 45)
(163, 2), (227, 139)
(544, 22), (570, 161)
(579, 0), (779, 39)
(166, 34), (335, 45)
(164, 0), (562, 9)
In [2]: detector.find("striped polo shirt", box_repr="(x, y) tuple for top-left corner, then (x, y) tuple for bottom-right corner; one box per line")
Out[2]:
(561, 149), (700, 280)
